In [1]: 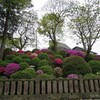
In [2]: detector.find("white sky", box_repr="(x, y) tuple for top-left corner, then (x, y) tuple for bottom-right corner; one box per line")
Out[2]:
(32, 0), (100, 55)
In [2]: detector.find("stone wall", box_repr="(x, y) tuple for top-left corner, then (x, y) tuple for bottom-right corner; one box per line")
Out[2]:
(0, 78), (100, 100)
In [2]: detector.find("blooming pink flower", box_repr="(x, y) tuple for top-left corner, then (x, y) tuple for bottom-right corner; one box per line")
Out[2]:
(54, 58), (63, 65)
(0, 67), (5, 73)
(36, 70), (43, 75)
(17, 50), (25, 54)
(35, 50), (42, 54)
(9, 51), (17, 55)
(26, 52), (32, 55)
(30, 53), (38, 59)
(67, 74), (78, 79)
(48, 55), (54, 59)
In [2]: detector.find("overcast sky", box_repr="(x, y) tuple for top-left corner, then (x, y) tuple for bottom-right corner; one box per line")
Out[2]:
(32, 0), (100, 54)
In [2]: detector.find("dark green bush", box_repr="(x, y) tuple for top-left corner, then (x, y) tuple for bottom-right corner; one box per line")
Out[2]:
(3, 48), (13, 59)
(84, 73), (100, 78)
(36, 73), (54, 79)
(53, 54), (63, 60)
(44, 50), (54, 55)
(12, 56), (22, 64)
(38, 53), (49, 60)
(88, 60), (100, 74)
(58, 50), (69, 58)
(38, 60), (49, 68)
(62, 56), (92, 77)
(85, 54), (95, 62)
(19, 62), (29, 70)
(10, 71), (33, 79)
(30, 57), (40, 69)
(5, 54), (15, 60)
(22, 59), (31, 65)
(0, 61), (10, 67)
(0, 76), (8, 79)
(39, 65), (54, 75)
(32, 49), (40, 53)
(20, 54), (29, 59)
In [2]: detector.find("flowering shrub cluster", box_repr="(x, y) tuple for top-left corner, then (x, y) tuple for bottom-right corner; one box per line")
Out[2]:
(36, 70), (43, 75)
(30, 53), (38, 59)
(0, 67), (5, 73)
(67, 74), (78, 79)
(4, 63), (20, 76)
(35, 50), (42, 54)
(54, 58), (63, 65)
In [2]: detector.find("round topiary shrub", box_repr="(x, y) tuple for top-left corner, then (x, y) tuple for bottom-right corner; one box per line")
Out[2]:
(58, 50), (69, 58)
(10, 71), (33, 79)
(38, 53), (49, 60)
(54, 58), (63, 66)
(53, 54), (63, 60)
(44, 50), (54, 55)
(5, 54), (16, 60)
(22, 59), (31, 65)
(30, 57), (40, 69)
(62, 56), (92, 77)
(20, 54), (30, 59)
(0, 76), (8, 79)
(32, 49), (40, 53)
(39, 65), (54, 75)
(85, 54), (95, 62)
(25, 68), (36, 78)
(4, 63), (20, 76)
(36, 73), (54, 79)
(88, 60), (100, 74)
(84, 73), (100, 78)
(12, 56), (22, 64)
(19, 62), (29, 70)
(38, 60), (49, 68)
(0, 61), (10, 67)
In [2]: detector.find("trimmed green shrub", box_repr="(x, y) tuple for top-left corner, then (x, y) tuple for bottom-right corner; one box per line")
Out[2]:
(85, 54), (95, 62)
(58, 50), (69, 58)
(53, 54), (63, 60)
(38, 60), (49, 68)
(20, 54), (29, 59)
(19, 62), (29, 70)
(32, 49), (40, 53)
(88, 60), (100, 74)
(22, 59), (31, 64)
(30, 57), (40, 70)
(0, 76), (8, 79)
(36, 73), (54, 79)
(62, 56), (92, 77)
(38, 53), (49, 60)
(84, 73), (100, 78)
(25, 68), (36, 78)
(39, 65), (54, 75)
(10, 71), (33, 79)
(12, 56), (22, 64)
(5, 54), (15, 60)
(44, 50), (54, 55)
(0, 61), (10, 67)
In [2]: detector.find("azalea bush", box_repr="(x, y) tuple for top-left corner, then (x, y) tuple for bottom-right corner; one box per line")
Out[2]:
(54, 58), (63, 66)
(67, 74), (78, 79)
(54, 67), (63, 77)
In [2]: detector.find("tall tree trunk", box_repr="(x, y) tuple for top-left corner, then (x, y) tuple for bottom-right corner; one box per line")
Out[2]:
(53, 40), (57, 52)
(0, 10), (9, 59)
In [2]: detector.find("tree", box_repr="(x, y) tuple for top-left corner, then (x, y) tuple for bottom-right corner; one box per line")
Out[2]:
(0, 0), (31, 59)
(12, 10), (38, 50)
(67, 0), (100, 57)
(38, 13), (64, 51)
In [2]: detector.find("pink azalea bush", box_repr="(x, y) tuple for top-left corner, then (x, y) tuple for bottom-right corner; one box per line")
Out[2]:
(0, 67), (5, 73)
(65, 50), (84, 58)
(30, 53), (38, 59)
(54, 58), (63, 65)
(36, 70), (43, 75)
(17, 50), (25, 54)
(41, 49), (51, 52)
(35, 50), (42, 54)
(26, 52), (32, 55)
(67, 74), (78, 79)
(48, 55), (54, 59)
(4, 63), (20, 76)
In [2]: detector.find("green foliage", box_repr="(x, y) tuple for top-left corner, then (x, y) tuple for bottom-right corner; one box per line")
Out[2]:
(38, 53), (49, 60)
(0, 61), (10, 67)
(3, 48), (13, 59)
(20, 54), (29, 59)
(62, 56), (92, 77)
(36, 73), (54, 79)
(25, 68), (36, 78)
(32, 49), (40, 53)
(88, 60), (100, 74)
(38, 60), (49, 68)
(54, 54), (63, 60)
(84, 73), (100, 78)
(10, 71), (33, 79)
(5, 54), (15, 60)
(44, 50), (54, 55)
(30, 57), (40, 69)
(12, 56), (22, 64)
(0, 76), (8, 79)
(39, 65), (54, 75)
(22, 59), (31, 64)
(58, 50), (69, 58)
(85, 54), (95, 62)
(19, 62), (29, 70)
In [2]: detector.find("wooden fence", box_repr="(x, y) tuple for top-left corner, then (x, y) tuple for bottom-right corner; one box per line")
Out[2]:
(0, 78), (100, 100)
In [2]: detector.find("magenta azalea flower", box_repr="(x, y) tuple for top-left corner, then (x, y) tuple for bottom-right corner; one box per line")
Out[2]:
(54, 58), (63, 65)
(35, 50), (42, 54)
(17, 50), (25, 54)
(4, 63), (20, 76)
(36, 70), (43, 75)
(67, 74), (78, 79)
(0, 67), (5, 73)
(30, 53), (38, 59)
